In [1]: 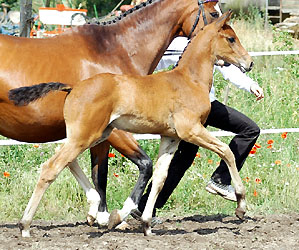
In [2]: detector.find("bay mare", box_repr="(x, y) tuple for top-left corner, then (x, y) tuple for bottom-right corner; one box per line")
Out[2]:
(1, 0), (219, 225)
(9, 11), (252, 237)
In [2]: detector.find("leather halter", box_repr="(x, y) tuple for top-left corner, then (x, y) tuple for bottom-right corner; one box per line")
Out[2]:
(188, 0), (219, 39)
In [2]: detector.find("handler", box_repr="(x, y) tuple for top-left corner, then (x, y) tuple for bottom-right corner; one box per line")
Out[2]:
(137, 36), (264, 218)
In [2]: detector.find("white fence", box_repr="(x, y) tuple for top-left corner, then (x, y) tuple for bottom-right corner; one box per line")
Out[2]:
(0, 128), (298, 146)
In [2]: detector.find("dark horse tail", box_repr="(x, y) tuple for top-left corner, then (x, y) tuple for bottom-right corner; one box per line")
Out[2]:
(8, 82), (72, 106)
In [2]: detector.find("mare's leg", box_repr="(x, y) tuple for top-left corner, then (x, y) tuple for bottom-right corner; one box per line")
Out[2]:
(107, 130), (153, 229)
(68, 160), (101, 226)
(176, 121), (246, 219)
(90, 142), (110, 226)
(141, 136), (180, 236)
(90, 129), (153, 227)
(19, 142), (85, 237)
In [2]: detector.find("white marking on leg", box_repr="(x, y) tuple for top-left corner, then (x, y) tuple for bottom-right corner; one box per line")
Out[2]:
(86, 189), (101, 220)
(97, 211), (110, 226)
(68, 160), (100, 220)
(118, 197), (138, 221)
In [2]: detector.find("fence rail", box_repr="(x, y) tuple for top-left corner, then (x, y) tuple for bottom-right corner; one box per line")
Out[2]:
(0, 128), (298, 146)
(163, 50), (299, 56)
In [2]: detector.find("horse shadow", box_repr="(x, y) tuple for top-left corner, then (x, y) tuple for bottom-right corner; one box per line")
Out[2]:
(0, 214), (257, 238)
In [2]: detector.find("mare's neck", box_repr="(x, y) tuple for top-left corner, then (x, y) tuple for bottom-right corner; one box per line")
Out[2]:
(175, 30), (215, 91)
(78, 0), (193, 75)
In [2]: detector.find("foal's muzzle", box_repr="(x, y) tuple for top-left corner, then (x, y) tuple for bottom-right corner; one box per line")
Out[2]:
(240, 61), (254, 73)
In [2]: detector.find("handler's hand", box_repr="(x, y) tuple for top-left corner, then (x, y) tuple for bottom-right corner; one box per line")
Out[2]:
(250, 84), (264, 101)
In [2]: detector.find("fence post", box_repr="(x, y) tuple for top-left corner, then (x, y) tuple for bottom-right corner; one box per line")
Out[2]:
(20, 0), (32, 37)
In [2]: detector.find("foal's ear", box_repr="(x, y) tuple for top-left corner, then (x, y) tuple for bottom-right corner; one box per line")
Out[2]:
(215, 10), (233, 30)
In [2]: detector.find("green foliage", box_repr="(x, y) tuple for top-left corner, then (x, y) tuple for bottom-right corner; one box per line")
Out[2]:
(236, 5), (264, 23)
(272, 28), (299, 78)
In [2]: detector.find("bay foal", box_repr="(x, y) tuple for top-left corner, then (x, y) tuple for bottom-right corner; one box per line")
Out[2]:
(0, 0), (219, 226)
(9, 11), (251, 236)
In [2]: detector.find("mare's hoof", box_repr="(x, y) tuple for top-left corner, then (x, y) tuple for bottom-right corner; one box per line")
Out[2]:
(235, 207), (246, 220)
(87, 214), (96, 226)
(108, 209), (121, 229)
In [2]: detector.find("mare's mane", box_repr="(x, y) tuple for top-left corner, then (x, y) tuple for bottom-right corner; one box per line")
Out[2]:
(88, 0), (157, 26)
(173, 38), (193, 68)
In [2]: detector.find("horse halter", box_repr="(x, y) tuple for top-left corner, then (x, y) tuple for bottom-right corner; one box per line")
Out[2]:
(188, 0), (219, 39)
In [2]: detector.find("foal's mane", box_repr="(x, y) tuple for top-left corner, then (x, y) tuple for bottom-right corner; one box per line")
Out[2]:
(91, 0), (157, 26)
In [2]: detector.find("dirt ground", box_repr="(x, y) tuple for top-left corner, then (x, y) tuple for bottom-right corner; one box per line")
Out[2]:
(1, 213), (298, 250)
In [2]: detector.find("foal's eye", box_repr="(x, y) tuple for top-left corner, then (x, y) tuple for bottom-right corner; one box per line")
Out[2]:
(210, 12), (219, 18)
(228, 37), (235, 43)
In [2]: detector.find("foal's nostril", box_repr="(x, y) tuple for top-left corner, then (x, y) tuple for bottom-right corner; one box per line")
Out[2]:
(249, 61), (254, 70)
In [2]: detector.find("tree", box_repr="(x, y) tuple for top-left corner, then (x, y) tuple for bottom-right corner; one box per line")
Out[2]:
(19, 0), (32, 37)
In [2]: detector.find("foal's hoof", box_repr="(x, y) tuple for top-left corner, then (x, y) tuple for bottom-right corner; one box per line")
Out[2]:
(142, 221), (153, 236)
(108, 209), (121, 229)
(235, 207), (246, 220)
(87, 214), (96, 226)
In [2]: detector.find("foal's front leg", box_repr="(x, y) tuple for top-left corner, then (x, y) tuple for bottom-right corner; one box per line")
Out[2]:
(176, 121), (246, 219)
(141, 136), (180, 236)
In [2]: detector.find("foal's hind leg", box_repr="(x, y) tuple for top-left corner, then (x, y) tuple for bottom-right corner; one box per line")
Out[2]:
(19, 142), (85, 237)
(176, 121), (246, 219)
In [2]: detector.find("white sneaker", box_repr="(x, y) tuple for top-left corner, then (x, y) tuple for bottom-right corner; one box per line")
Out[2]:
(206, 179), (237, 202)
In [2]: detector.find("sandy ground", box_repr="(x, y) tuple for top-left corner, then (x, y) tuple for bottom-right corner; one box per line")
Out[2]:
(1, 213), (298, 250)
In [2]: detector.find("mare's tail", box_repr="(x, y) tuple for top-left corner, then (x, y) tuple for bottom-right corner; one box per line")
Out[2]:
(8, 82), (72, 106)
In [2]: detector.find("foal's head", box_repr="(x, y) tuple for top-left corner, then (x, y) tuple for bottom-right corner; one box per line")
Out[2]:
(209, 11), (253, 72)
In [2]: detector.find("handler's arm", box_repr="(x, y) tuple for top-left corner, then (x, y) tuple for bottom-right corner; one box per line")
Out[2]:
(216, 65), (264, 101)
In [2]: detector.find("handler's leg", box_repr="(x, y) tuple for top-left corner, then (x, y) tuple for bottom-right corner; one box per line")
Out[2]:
(206, 100), (260, 185)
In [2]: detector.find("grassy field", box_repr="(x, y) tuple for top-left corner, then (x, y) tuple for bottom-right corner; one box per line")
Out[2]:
(0, 11), (298, 222)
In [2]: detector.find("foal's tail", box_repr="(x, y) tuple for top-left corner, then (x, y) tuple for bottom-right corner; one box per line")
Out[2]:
(8, 82), (72, 106)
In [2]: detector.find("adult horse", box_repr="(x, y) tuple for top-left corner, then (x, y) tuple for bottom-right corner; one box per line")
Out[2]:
(9, 11), (251, 237)
(1, 0), (219, 226)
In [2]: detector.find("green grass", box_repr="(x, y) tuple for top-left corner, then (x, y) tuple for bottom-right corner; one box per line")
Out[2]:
(0, 12), (298, 221)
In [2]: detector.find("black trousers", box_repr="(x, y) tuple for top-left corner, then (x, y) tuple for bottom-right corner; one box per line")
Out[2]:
(138, 100), (260, 213)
